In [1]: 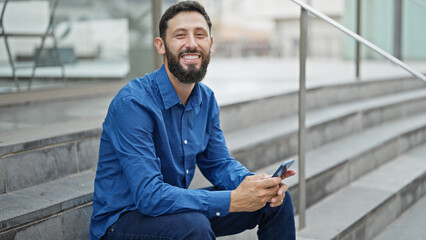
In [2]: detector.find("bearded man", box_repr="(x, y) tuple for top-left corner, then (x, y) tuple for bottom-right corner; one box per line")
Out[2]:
(90, 1), (296, 240)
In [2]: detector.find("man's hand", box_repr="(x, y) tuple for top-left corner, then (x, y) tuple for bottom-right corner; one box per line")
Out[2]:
(269, 169), (296, 208)
(229, 170), (297, 212)
(229, 174), (281, 212)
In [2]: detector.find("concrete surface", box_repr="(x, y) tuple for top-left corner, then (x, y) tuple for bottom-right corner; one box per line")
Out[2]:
(373, 194), (426, 240)
(296, 144), (426, 240)
(0, 170), (94, 232)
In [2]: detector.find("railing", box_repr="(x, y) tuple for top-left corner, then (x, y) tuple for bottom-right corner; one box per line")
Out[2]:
(0, 0), (65, 91)
(408, 0), (426, 10)
(291, 0), (426, 230)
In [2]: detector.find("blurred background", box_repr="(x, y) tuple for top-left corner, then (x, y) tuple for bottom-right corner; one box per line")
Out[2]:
(1, 0), (425, 93)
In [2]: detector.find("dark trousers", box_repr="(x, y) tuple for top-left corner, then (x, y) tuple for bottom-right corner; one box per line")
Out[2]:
(103, 191), (295, 240)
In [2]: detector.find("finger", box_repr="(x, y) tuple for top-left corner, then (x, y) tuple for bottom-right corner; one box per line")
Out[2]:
(270, 196), (282, 205)
(269, 184), (287, 204)
(277, 183), (288, 196)
(270, 193), (283, 202)
(262, 185), (280, 197)
(262, 177), (281, 188)
(270, 196), (284, 207)
(260, 173), (272, 179)
(281, 170), (296, 180)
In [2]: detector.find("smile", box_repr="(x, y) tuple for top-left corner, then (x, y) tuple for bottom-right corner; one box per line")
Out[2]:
(182, 54), (200, 60)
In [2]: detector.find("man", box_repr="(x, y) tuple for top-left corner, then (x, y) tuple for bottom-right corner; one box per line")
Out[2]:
(90, 1), (296, 239)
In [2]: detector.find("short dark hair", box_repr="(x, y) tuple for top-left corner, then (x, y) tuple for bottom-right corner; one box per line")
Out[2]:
(159, 1), (212, 39)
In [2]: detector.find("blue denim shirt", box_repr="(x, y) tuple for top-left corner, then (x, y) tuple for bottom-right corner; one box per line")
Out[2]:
(90, 65), (253, 240)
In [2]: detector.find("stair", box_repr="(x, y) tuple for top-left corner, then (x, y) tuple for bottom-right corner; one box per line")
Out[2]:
(1, 76), (426, 239)
(373, 194), (426, 240)
(0, 171), (94, 239)
(218, 103), (426, 240)
(296, 143), (426, 240)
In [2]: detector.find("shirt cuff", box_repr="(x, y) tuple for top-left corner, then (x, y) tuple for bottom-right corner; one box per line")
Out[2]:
(206, 190), (231, 217)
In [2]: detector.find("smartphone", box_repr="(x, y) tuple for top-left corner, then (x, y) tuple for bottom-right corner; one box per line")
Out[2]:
(272, 159), (295, 178)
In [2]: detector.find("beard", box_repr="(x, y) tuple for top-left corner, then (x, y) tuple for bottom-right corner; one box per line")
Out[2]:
(165, 44), (210, 84)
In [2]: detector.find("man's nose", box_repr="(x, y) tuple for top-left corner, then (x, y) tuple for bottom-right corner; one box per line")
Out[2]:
(185, 34), (197, 49)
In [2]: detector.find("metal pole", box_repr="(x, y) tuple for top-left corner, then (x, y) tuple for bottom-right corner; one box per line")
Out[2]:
(393, 0), (403, 60)
(306, 0), (311, 56)
(151, 0), (162, 70)
(298, 7), (308, 231)
(355, 0), (361, 79)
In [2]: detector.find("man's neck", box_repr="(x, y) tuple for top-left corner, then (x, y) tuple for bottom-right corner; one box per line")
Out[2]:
(167, 71), (195, 106)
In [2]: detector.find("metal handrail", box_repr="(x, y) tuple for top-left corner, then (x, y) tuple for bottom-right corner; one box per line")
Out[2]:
(0, 0), (65, 91)
(291, 0), (426, 231)
(292, 0), (426, 82)
(408, 0), (426, 10)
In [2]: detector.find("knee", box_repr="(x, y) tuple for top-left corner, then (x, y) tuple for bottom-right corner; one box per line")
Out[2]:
(176, 212), (215, 239)
(283, 191), (294, 212)
(264, 191), (295, 217)
(276, 191), (295, 216)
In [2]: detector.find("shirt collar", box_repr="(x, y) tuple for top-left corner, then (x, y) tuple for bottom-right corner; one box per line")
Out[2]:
(157, 65), (181, 110)
(188, 83), (202, 110)
(156, 65), (202, 110)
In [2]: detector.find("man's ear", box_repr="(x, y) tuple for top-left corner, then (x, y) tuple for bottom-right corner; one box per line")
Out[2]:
(154, 37), (166, 55)
(210, 36), (214, 53)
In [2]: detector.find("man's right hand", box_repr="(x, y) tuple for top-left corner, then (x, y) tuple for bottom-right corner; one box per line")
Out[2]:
(229, 174), (284, 212)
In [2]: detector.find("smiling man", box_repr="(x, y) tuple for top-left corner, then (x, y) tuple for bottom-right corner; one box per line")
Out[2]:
(90, 1), (296, 240)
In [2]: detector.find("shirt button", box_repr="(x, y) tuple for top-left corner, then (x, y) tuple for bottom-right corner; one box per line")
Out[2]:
(184, 140), (188, 144)
(216, 212), (221, 216)
(186, 169), (189, 174)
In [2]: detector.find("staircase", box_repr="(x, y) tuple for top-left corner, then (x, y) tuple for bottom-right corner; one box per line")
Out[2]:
(1, 75), (426, 239)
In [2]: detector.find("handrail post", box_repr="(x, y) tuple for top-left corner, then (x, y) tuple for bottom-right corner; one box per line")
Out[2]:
(355, 0), (361, 79)
(393, 0), (403, 60)
(298, 7), (308, 230)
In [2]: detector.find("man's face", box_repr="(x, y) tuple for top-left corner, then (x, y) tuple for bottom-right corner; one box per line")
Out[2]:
(163, 11), (212, 84)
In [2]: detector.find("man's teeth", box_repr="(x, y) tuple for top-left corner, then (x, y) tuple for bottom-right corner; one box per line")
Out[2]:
(183, 55), (198, 60)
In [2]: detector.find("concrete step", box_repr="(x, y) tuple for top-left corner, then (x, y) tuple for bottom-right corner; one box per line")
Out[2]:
(373, 194), (426, 240)
(218, 119), (426, 239)
(228, 87), (426, 170)
(256, 111), (426, 210)
(0, 120), (101, 194)
(0, 170), (94, 239)
(196, 111), (426, 239)
(296, 143), (426, 240)
(219, 77), (425, 133)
